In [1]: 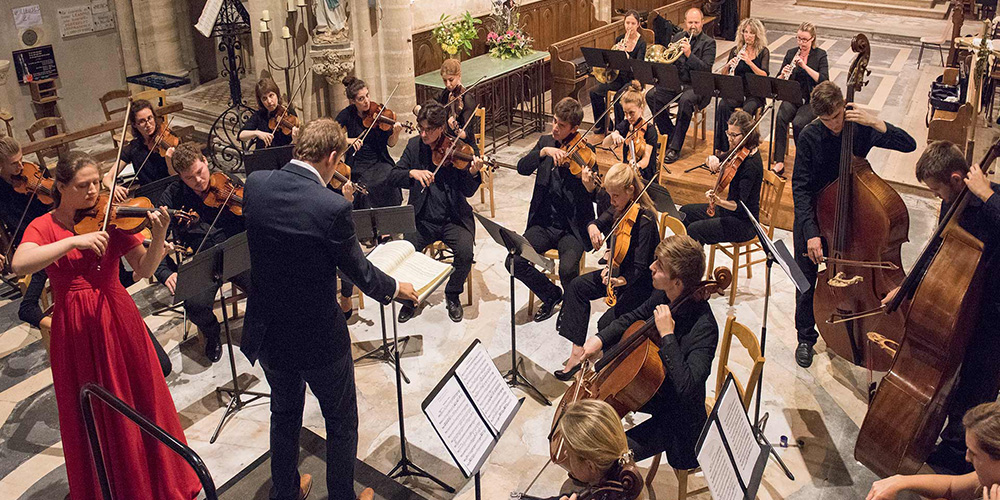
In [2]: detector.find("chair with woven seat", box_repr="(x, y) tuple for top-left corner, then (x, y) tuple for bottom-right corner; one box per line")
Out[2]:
(473, 108), (495, 218)
(644, 315), (765, 497)
(527, 248), (586, 317)
(25, 117), (68, 168)
(706, 170), (786, 305)
(424, 241), (473, 306)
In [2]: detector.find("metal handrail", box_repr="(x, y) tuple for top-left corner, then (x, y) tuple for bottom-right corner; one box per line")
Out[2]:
(80, 382), (218, 500)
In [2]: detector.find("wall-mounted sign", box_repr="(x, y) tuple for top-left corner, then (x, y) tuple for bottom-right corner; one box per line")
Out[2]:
(13, 5), (43, 30)
(57, 5), (94, 38)
(12, 45), (58, 83)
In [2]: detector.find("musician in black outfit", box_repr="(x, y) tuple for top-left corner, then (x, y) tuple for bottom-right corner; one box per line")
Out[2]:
(386, 102), (484, 323)
(238, 77), (298, 150)
(601, 81), (660, 182)
(713, 18), (769, 155)
(884, 141), (1000, 473)
(590, 10), (647, 135)
(102, 99), (176, 203)
(555, 163), (658, 381)
(153, 144), (250, 363)
(580, 236), (719, 470)
(646, 8), (716, 164)
(0, 137), (50, 256)
(791, 81), (916, 368)
(434, 59), (479, 145)
(771, 22), (829, 177)
(681, 109), (763, 245)
(510, 97), (599, 322)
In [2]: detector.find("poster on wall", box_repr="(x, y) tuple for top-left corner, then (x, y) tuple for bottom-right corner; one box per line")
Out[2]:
(12, 5), (43, 30)
(91, 0), (114, 31)
(57, 5), (94, 38)
(12, 45), (58, 83)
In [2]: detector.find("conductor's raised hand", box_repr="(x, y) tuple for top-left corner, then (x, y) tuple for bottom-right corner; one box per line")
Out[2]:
(397, 282), (420, 303)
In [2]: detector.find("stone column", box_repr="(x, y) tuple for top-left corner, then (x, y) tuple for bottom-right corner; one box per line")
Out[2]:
(131, 0), (195, 84)
(310, 45), (355, 116)
(112, 0), (142, 81)
(348, 0), (415, 121)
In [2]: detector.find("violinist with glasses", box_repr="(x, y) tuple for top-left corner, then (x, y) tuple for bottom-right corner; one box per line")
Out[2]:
(238, 77), (299, 150)
(103, 98), (179, 202)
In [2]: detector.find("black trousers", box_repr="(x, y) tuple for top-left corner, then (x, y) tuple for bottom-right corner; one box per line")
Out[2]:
(261, 349), (358, 500)
(680, 203), (756, 245)
(506, 225), (585, 305)
(714, 97), (764, 152)
(557, 270), (631, 346)
(590, 78), (628, 132)
(626, 391), (700, 470)
(792, 223), (823, 345)
(403, 220), (474, 301)
(773, 101), (815, 163)
(184, 270), (252, 338)
(646, 86), (710, 152)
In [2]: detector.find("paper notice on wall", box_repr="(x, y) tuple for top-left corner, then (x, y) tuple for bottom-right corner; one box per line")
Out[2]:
(13, 5), (43, 30)
(57, 5), (94, 38)
(91, 0), (114, 31)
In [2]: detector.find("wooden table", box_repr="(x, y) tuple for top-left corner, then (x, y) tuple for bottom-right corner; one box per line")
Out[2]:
(22, 102), (183, 156)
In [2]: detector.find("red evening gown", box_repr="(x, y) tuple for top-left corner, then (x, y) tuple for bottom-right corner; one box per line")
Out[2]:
(22, 213), (201, 500)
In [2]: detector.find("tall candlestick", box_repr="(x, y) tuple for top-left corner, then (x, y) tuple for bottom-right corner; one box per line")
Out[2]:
(261, 9), (270, 21)
(287, 0), (295, 12)
(260, 21), (269, 33)
(281, 26), (291, 39)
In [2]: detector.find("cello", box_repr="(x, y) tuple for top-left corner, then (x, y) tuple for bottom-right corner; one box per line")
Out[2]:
(854, 139), (999, 477)
(812, 34), (908, 371)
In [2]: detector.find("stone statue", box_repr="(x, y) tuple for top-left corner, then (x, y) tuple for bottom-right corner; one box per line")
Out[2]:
(313, 0), (349, 45)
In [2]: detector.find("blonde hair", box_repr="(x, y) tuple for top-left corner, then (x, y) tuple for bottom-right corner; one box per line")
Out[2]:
(557, 400), (631, 471)
(654, 235), (706, 290)
(0, 136), (19, 164)
(736, 18), (767, 55)
(798, 22), (817, 49)
(964, 402), (1000, 460)
(293, 119), (347, 164)
(604, 163), (654, 213)
(619, 80), (646, 111)
(440, 59), (462, 77)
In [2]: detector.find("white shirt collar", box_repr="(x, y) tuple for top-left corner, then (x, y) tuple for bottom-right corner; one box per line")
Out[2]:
(289, 159), (324, 184)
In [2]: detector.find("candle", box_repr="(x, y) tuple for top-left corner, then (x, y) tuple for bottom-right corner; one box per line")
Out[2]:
(296, 0), (306, 7)
(281, 26), (291, 39)
(261, 9), (270, 21)
(260, 21), (269, 33)
(287, 0), (295, 11)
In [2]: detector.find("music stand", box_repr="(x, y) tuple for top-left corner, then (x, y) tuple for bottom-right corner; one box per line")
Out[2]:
(134, 175), (178, 203)
(650, 62), (682, 92)
(604, 49), (630, 77)
(628, 60), (655, 86)
(745, 75), (802, 165)
(474, 212), (554, 406)
(173, 232), (268, 444)
(581, 47), (609, 73)
(244, 144), (294, 174)
(647, 183), (684, 221)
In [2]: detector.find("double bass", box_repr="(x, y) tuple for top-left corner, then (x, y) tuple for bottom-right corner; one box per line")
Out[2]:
(812, 34), (908, 371)
(855, 139), (999, 477)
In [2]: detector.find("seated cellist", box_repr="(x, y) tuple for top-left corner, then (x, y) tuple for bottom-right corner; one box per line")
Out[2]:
(580, 235), (719, 470)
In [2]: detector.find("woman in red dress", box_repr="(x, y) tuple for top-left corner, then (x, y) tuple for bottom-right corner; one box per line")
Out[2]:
(11, 151), (201, 500)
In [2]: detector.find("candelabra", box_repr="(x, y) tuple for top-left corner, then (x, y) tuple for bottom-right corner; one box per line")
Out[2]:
(259, 0), (309, 102)
(205, 0), (255, 174)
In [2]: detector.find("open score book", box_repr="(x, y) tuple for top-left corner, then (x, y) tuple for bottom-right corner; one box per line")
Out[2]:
(365, 240), (454, 303)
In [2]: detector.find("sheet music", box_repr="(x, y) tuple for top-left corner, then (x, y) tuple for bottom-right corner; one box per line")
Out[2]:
(698, 423), (744, 500)
(424, 377), (493, 476)
(366, 241), (453, 302)
(195, 0), (224, 37)
(454, 343), (517, 435)
(717, 386), (759, 487)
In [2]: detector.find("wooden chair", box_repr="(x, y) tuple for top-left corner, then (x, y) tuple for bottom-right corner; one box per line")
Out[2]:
(706, 170), (786, 305)
(655, 134), (669, 174)
(425, 241), (473, 306)
(99, 89), (132, 147)
(658, 214), (686, 239)
(689, 107), (707, 151)
(0, 110), (13, 137)
(133, 89), (168, 106)
(474, 108), (495, 218)
(645, 315), (765, 496)
(918, 22), (950, 69)
(25, 117), (68, 168)
(527, 249), (586, 317)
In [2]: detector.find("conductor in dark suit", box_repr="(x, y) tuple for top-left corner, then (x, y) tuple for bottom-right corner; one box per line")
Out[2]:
(242, 118), (420, 500)
(645, 7), (716, 164)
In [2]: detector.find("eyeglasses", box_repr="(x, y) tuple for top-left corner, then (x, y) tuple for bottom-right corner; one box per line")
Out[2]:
(417, 125), (442, 133)
(136, 115), (157, 125)
(725, 131), (743, 139)
(797, 36), (814, 42)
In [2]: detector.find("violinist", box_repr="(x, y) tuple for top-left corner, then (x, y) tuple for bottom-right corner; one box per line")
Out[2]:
(385, 101), (483, 323)
(102, 99), (177, 202)
(0, 136), (49, 258)
(880, 141), (1000, 473)
(335, 75), (404, 208)
(771, 22), (829, 177)
(238, 77), (298, 149)
(713, 18), (769, 157)
(579, 235), (718, 471)
(555, 163), (658, 381)
(435, 59), (479, 144)
(9, 151), (201, 500)
(511, 97), (599, 322)
(680, 109), (762, 245)
(590, 10), (646, 136)
(601, 80), (659, 182)
(153, 143), (249, 363)
(791, 81), (915, 368)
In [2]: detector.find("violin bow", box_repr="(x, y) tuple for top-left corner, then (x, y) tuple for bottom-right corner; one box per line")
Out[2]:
(355, 82), (401, 148)
(268, 67), (313, 138)
(429, 106), (481, 177)
(444, 74), (486, 110)
(563, 90), (630, 158)
(124, 115), (175, 193)
(4, 160), (47, 264)
(102, 100), (134, 232)
(193, 172), (240, 256)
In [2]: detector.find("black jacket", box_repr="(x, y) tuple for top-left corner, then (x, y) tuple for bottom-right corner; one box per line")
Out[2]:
(780, 47), (829, 104)
(434, 89), (480, 152)
(387, 136), (482, 233)
(673, 31), (716, 84)
(242, 162), (397, 368)
(517, 135), (597, 250)
(592, 206), (658, 306)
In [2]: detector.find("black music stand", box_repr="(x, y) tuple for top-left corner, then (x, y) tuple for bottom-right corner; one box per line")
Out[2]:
(687, 71), (743, 173)
(474, 213), (554, 406)
(647, 183), (684, 221)
(581, 47), (609, 74)
(649, 62), (682, 92)
(243, 144), (294, 174)
(745, 74), (802, 166)
(174, 232), (267, 444)
(628, 60), (656, 86)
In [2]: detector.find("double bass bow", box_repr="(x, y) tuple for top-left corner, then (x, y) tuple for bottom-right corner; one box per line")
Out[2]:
(855, 139), (1000, 477)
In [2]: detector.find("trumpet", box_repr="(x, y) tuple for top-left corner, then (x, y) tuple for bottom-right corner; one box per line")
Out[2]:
(723, 45), (747, 75)
(645, 31), (690, 64)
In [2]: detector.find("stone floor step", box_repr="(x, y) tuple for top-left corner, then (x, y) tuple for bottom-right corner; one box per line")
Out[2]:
(795, 0), (949, 19)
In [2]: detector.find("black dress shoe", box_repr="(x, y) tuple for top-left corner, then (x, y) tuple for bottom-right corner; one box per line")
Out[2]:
(398, 303), (416, 323)
(663, 149), (680, 164)
(205, 333), (223, 363)
(795, 342), (815, 368)
(533, 294), (563, 322)
(554, 362), (582, 381)
(446, 298), (464, 322)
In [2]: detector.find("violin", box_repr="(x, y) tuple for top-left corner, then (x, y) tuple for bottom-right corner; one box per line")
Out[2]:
(431, 134), (498, 172)
(149, 127), (180, 158)
(604, 204), (639, 307)
(10, 160), (55, 205)
(201, 172), (245, 216)
(557, 132), (599, 182)
(328, 161), (369, 196)
(706, 147), (751, 217)
(268, 104), (300, 136)
(624, 120), (648, 164)
(73, 193), (198, 235)
(513, 463), (643, 500)
(362, 102), (416, 133)
(447, 85), (465, 117)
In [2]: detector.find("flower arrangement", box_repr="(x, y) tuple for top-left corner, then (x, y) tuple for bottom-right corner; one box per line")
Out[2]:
(486, 0), (534, 59)
(433, 12), (481, 58)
